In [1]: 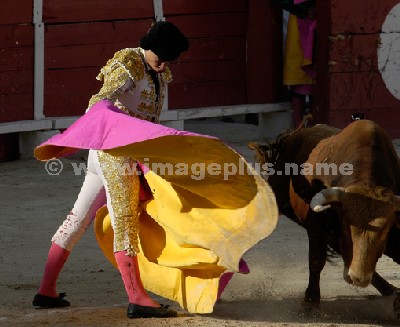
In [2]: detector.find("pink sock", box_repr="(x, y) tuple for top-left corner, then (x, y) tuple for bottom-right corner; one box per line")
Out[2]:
(114, 251), (159, 307)
(38, 242), (70, 297)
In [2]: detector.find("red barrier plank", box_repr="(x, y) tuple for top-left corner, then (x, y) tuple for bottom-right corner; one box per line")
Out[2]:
(0, 0), (32, 25)
(0, 25), (33, 49)
(170, 60), (245, 84)
(168, 80), (245, 109)
(0, 70), (33, 95)
(366, 108), (400, 139)
(43, 0), (154, 23)
(247, 0), (283, 103)
(328, 71), (399, 111)
(328, 107), (400, 139)
(44, 92), (92, 117)
(330, 0), (398, 34)
(178, 36), (246, 63)
(167, 13), (246, 38)
(45, 36), (246, 69)
(329, 33), (379, 73)
(163, 0), (246, 15)
(44, 67), (101, 116)
(44, 66), (246, 113)
(45, 20), (153, 47)
(0, 47), (34, 72)
(0, 93), (33, 122)
(44, 67), (99, 95)
(45, 43), (132, 69)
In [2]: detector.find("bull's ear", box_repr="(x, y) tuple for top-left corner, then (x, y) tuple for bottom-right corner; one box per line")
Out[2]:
(310, 187), (344, 213)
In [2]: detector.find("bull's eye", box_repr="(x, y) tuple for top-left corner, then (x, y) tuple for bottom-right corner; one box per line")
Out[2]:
(366, 217), (390, 232)
(366, 224), (384, 232)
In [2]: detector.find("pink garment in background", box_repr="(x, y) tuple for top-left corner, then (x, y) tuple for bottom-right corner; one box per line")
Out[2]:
(292, 5), (316, 96)
(297, 16), (316, 79)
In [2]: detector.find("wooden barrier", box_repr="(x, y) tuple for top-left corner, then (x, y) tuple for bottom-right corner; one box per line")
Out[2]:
(0, 0), (286, 160)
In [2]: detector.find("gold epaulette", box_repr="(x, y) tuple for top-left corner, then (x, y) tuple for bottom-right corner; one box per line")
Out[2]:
(97, 48), (145, 82)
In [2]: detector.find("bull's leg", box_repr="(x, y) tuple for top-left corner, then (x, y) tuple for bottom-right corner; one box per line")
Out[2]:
(372, 272), (398, 296)
(393, 293), (400, 320)
(304, 221), (328, 305)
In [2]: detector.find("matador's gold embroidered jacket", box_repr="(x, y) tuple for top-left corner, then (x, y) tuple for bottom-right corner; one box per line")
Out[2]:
(88, 48), (173, 256)
(88, 47), (173, 122)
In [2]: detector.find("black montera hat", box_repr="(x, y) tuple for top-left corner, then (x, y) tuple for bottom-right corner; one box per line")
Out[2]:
(140, 21), (189, 61)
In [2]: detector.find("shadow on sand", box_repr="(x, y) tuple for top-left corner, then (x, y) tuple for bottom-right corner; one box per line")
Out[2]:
(210, 294), (398, 326)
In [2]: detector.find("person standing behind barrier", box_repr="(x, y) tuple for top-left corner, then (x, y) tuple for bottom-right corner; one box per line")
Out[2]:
(276, 0), (316, 127)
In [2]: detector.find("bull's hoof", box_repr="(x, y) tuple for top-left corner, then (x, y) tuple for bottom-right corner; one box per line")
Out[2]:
(304, 287), (320, 307)
(302, 297), (320, 308)
(299, 298), (320, 318)
(298, 307), (319, 318)
(383, 286), (400, 296)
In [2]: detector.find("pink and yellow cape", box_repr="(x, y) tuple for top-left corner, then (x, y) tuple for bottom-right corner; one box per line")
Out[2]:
(35, 100), (278, 313)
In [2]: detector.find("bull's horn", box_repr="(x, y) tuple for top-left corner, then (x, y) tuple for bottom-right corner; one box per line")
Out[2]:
(310, 187), (345, 213)
(393, 195), (400, 212)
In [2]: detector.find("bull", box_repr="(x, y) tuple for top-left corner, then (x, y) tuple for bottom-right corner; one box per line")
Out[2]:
(249, 120), (400, 316)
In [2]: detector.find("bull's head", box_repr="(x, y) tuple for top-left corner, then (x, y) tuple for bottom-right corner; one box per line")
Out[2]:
(311, 186), (400, 287)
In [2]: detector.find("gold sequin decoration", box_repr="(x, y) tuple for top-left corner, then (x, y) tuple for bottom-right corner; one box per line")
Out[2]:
(88, 65), (132, 108)
(88, 49), (144, 108)
(137, 102), (160, 119)
(87, 48), (172, 123)
(100, 49), (145, 82)
(140, 88), (157, 102)
(120, 107), (158, 123)
(97, 151), (141, 256)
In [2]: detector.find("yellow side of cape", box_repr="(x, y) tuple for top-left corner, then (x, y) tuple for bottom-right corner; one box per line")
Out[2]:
(92, 136), (278, 314)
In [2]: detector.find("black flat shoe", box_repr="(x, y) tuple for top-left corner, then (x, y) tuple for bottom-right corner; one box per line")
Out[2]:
(127, 303), (177, 318)
(32, 293), (70, 308)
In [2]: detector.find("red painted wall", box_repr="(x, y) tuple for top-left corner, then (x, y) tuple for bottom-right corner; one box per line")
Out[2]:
(167, 11), (247, 108)
(4, 1), (400, 150)
(0, 0), (34, 160)
(43, 19), (154, 116)
(42, 0), (155, 116)
(316, 0), (400, 138)
(0, 2), (34, 123)
(42, 0), (282, 115)
(0, 1), (283, 160)
(246, 0), (283, 104)
(1, 1), (283, 120)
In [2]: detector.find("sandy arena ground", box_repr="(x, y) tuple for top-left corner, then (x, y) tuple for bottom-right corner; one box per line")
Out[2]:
(1, 120), (400, 327)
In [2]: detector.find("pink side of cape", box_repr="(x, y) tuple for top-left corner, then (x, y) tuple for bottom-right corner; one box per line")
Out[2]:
(39, 100), (212, 151)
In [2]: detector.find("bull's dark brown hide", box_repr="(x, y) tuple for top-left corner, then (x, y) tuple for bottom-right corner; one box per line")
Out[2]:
(251, 120), (400, 309)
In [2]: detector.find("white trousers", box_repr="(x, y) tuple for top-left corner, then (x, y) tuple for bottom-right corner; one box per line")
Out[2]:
(52, 150), (141, 255)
